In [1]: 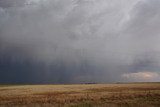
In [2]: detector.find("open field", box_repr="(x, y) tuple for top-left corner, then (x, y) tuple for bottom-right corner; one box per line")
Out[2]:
(0, 83), (160, 107)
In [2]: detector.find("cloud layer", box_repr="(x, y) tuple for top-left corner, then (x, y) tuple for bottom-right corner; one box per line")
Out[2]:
(0, 0), (160, 83)
(122, 71), (160, 82)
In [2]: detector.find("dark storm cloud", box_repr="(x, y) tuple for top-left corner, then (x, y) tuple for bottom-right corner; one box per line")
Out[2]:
(0, 0), (25, 8)
(0, 0), (160, 83)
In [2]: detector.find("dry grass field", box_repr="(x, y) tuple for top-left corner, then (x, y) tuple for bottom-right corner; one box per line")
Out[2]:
(0, 83), (160, 107)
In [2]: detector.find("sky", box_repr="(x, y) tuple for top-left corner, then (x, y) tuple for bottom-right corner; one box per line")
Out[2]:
(0, 0), (160, 83)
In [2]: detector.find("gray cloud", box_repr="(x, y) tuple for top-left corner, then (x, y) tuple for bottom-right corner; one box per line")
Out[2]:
(0, 0), (160, 83)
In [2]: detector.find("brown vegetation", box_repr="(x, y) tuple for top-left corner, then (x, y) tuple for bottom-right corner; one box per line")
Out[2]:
(0, 83), (160, 107)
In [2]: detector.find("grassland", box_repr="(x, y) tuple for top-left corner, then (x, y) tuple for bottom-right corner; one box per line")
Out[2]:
(0, 83), (160, 107)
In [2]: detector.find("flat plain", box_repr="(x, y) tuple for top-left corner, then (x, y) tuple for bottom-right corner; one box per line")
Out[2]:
(0, 83), (160, 107)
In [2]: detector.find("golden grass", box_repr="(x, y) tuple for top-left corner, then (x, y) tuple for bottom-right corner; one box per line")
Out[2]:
(0, 83), (160, 107)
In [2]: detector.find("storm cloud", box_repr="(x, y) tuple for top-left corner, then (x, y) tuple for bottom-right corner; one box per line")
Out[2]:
(0, 0), (160, 83)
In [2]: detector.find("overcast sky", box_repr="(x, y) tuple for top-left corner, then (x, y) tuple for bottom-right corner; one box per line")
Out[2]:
(0, 0), (160, 83)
